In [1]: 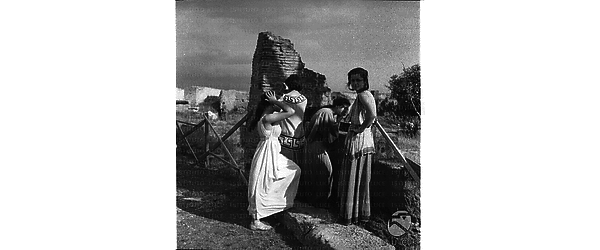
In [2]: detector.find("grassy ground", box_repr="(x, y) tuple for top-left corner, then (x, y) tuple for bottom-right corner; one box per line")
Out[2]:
(375, 116), (420, 164)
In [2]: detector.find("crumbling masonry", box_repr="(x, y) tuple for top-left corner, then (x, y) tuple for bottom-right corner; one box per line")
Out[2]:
(241, 31), (331, 169)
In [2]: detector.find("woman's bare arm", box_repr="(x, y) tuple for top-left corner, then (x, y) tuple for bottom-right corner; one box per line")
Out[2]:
(354, 91), (377, 133)
(263, 91), (295, 125)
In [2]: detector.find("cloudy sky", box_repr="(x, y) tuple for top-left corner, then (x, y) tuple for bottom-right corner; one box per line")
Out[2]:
(176, 0), (419, 92)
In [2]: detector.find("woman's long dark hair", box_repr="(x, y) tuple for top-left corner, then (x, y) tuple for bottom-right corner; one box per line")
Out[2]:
(317, 98), (351, 114)
(346, 67), (369, 93)
(304, 98), (351, 122)
(284, 74), (303, 92)
(333, 97), (351, 108)
(247, 93), (271, 131)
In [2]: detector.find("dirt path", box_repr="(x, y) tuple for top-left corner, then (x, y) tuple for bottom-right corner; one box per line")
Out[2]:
(176, 156), (303, 249)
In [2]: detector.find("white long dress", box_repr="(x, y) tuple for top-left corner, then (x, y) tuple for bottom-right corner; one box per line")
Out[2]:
(247, 116), (301, 219)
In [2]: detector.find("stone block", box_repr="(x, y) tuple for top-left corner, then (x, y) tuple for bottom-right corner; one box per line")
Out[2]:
(283, 204), (394, 250)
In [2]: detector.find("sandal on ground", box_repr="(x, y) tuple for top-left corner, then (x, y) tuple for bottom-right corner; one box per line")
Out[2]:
(250, 221), (272, 231)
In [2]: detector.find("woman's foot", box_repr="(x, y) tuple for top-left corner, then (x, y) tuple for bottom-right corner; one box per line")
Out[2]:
(250, 220), (272, 231)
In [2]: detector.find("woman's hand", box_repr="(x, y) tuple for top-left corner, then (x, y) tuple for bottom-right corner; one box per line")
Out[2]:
(265, 90), (278, 103)
(350, 127), (366, 133)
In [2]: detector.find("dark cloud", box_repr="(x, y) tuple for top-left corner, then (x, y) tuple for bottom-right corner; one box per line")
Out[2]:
(178, 48), (251, 66)
(177, 52), (252, 90)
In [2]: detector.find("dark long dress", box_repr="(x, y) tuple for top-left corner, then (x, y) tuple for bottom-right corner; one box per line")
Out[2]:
(304, 108), (339, 207)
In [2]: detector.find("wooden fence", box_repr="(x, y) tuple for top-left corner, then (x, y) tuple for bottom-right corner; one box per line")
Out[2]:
(177, 112), (420, 185)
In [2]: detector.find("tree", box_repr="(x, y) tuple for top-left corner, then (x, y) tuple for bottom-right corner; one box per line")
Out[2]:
(386, 64), (420, 117)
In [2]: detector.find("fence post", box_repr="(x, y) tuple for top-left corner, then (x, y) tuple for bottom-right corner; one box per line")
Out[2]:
(204, 112), (210, 167)
(204, 113), (248, 186)
(176, 121), (200, 164)
(197, 112), (250, 160)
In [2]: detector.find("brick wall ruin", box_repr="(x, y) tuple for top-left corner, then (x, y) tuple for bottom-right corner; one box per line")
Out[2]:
(241, 31), (331, 168)
(178, 86), (249, 113)
(219, 89), (248, 112)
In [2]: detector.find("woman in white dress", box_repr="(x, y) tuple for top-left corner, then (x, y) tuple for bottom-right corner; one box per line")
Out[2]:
(247, 90), (301, 230)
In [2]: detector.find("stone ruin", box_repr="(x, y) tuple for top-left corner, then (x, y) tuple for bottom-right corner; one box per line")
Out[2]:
(219, 89), (248, 113)
(241, 31), (332, 168)
(184, 86), (223, 106)
(179, 86), (248, 113)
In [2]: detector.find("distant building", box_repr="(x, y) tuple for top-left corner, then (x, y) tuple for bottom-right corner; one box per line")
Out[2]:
(184, 86), (222, 106)
(370, 90), (390, 104)
(219, 89), (249, 112)
(176, 88), (185, 100)
(178, 86), (250, 112)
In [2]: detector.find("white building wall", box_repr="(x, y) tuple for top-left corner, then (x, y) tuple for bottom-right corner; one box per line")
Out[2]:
(176, 88), (185, 100)
(195, 87), (222, 104)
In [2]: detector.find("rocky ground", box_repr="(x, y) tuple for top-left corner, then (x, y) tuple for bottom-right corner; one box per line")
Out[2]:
(177, 155), (420, 250)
